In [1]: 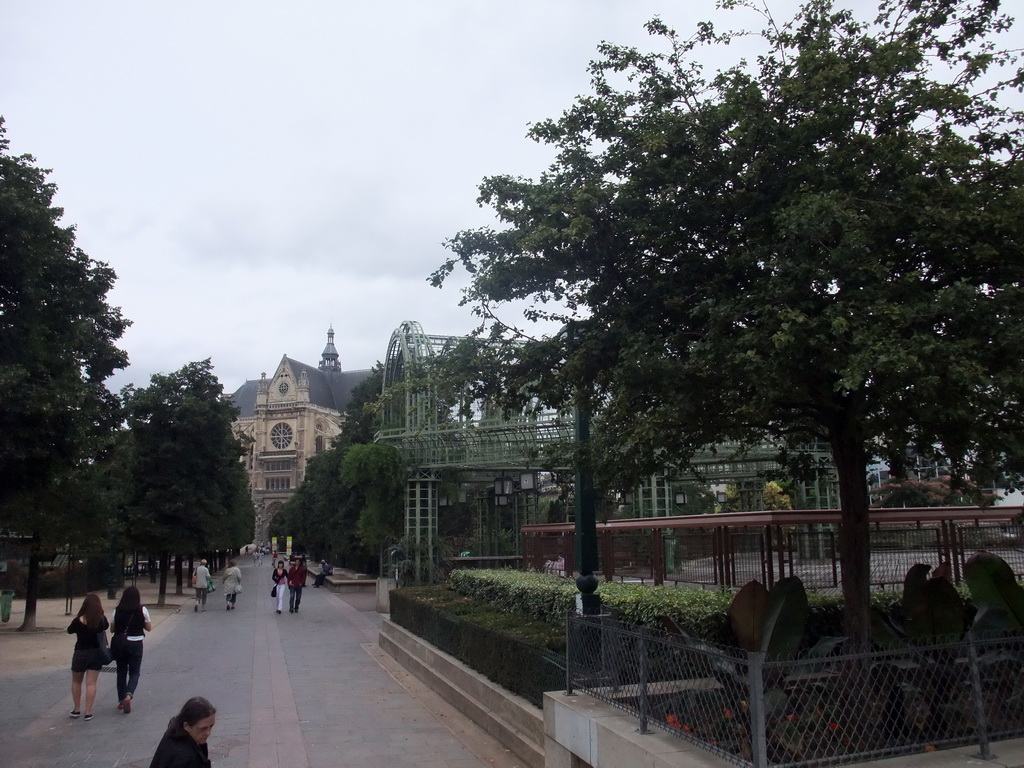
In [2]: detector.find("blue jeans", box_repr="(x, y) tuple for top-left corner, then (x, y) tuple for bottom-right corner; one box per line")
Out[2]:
(289, 585), (303, 610)
(116, 641), (143, 700)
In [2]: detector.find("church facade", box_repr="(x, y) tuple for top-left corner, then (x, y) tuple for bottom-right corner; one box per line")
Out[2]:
(230, 328), (372, 544)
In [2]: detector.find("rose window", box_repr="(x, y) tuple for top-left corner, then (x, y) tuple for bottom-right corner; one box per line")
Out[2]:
(270, 423), (293, 449)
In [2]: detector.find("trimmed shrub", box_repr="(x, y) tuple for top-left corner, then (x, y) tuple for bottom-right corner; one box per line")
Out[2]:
(390, 586), (564, 706)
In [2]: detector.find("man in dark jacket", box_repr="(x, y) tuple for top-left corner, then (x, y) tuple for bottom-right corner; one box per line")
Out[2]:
(287, 558), (308, 613)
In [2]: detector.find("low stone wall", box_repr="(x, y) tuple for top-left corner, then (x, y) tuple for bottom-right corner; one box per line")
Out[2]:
(546, 686), (1024, 768)
(378, 619), (545, 768)
(323, 576), (375, 593)
(379, 620), (1024, 768)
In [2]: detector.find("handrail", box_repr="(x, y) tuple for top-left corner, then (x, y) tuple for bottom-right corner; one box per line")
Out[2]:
(521, 506), (1021, 535)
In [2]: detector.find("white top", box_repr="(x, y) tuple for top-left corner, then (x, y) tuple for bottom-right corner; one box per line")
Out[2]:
(112, 606), (151, 641)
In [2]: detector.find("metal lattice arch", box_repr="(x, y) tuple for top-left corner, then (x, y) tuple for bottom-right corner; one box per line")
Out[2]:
(376, 320), (838, 571)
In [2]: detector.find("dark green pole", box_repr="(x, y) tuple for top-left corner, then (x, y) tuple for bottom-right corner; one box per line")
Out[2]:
(106, 523), (118, 600)
(574, 406), (601, 614)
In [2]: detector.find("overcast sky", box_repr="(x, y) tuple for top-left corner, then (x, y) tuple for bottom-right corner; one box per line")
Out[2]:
(2, 1), (1016, 396)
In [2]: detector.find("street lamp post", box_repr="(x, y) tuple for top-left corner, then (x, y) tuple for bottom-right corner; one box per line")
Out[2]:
(574, 406), (601, 614)
(716, 489), (729, 513)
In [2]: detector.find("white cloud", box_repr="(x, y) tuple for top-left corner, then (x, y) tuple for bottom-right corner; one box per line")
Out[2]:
(4, 0), (1011, 396)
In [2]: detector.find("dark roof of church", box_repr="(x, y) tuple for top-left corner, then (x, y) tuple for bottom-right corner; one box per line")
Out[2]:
(230, 358), (373, 418)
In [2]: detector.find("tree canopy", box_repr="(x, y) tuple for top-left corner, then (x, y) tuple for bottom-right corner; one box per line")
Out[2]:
(0, 117), (129, 507)
(433, 0), (1024, 646)
(0, 118), (130, 628)
(122, 359), (251, 600)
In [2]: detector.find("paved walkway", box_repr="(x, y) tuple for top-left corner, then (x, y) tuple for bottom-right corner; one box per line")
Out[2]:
(0, 562), (525, 768)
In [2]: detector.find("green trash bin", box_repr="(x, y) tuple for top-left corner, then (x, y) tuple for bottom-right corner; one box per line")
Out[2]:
(0, 590), (14, 623)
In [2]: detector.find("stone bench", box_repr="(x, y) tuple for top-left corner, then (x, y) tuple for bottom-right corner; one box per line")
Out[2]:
(323, 575), (376, 593)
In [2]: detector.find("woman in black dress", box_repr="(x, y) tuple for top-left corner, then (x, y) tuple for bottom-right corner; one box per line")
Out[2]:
(66, 593), (109, 720)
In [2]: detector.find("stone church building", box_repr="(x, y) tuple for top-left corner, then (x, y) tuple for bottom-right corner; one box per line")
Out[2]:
(230, 327), (372, 544)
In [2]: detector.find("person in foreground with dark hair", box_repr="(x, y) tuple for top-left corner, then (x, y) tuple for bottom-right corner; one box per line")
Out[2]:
(149, 696), (217, 768)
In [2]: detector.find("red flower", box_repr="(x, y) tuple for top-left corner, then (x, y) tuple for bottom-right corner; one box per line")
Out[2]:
(828, 722), (839, 730)
(666, 715), (683, 729)
(723, 708), (733, 719)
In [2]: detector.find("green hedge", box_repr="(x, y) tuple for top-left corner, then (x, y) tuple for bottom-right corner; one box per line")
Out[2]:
(389, 587), (564, 707)
(447, 569), (907, 646)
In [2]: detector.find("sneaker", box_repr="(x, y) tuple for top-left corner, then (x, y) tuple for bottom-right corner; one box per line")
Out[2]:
(83, 714), (93, 721)
(70, 710), (81, 718)
(117, 702), (124, 710)
(122, 696), (131, 714)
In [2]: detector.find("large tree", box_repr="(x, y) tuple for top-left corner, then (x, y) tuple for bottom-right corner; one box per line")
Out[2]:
(122, 360), (251, 605)
(0, 118), (130, 629)
(433, 0), (1024, 647)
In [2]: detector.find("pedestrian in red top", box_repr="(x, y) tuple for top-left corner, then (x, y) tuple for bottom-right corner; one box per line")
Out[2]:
(287, 557), (308, 613)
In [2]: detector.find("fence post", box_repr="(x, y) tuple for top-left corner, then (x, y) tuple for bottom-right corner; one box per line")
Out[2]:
(637, 628), (650, 734)
(652, 527), (665, 586)
(565, 612), (574, 696)
(748, 651), (768, 768)
(967, 637), (992, 760)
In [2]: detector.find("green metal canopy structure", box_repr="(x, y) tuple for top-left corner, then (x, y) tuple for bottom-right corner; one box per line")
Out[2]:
(376, 320), (838, 572)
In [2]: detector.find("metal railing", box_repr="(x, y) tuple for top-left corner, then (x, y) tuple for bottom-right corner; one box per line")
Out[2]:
(566, 613), (1024, 767)
(524, 508), (1024, 589)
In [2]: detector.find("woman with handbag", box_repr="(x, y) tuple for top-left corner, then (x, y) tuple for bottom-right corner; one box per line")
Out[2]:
(111, 585), (153, 714)
(66, 593), (109, 721)
(192, 559), (211, 612)
(221, 559), (242, 610)
(271, 560), (288, 615)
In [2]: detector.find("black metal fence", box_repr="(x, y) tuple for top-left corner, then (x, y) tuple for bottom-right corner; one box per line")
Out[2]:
(390, 593), (566, 708)
(566, 613), (1024, 768)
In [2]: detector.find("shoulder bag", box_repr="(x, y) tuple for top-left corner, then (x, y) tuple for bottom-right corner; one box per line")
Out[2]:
(110, 610), (134, 659)
(95, 627), (113, 665)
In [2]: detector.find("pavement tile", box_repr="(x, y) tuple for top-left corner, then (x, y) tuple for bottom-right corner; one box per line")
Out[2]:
(1, 564), (526, 768)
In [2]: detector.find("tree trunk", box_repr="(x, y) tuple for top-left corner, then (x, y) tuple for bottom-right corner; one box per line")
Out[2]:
(17, 549), (41, 631)
(157, 550), (169, 607)
(174, 554), (183, 595)
(830, 427), (872, 651)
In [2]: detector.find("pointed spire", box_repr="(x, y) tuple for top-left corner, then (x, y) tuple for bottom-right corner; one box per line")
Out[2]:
(319, 325), (340, 372)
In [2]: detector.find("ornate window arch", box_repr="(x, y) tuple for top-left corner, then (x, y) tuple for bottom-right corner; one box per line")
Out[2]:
(270, 422), (293, 449)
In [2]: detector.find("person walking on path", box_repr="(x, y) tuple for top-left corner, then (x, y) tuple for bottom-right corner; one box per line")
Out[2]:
(287, 557), (308, 613)
(192, 559), (211, 612)
(221, 560), (242, 610)
(149, 696), (216, 768)
(271, 560), (288, 614)
(66, 593), (109, 721)
(111, 585), (152, 714)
